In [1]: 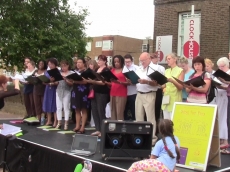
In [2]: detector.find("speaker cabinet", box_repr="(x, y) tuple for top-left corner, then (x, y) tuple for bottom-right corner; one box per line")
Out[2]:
(100, 120), (153, 160)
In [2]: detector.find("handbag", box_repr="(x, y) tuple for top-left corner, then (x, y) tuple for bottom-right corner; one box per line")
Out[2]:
(162, 95), (170, 105)
(88, 89), (94, 99)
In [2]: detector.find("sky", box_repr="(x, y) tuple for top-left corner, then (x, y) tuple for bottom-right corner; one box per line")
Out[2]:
(68, 0), (155, 39)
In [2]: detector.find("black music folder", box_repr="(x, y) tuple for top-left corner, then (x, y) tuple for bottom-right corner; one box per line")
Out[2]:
(213, 69), (230, 81)
(100, 70), (118, 82)
(25, 76), (40, 84)
(47, 68), (63, 81)
(66, 72), (83, 81)
(173, 76), (206, 87)
(81, 68), (99, 80)
(212, 80), (222, 86)
(37, 75), (50, 83)
(123, 71), (140, 84)
(148, 71), (168, 85)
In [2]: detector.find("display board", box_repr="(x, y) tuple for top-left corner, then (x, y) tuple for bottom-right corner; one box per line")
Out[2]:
(171, 103), (220, 171)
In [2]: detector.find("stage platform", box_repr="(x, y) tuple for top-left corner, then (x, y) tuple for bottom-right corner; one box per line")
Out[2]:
(0, 119), (230, 172)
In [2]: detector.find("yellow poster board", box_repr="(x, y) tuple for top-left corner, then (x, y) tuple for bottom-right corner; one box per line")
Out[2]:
(171, 102), (219, 171)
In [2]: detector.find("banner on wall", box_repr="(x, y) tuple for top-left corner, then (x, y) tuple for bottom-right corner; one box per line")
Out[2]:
(183, 17), (200, 59)
(156, 35), (172, 64)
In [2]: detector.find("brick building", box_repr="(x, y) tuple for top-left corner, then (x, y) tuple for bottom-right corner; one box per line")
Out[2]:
(153, 0), (230, 65)
(86, 35), (153, 65)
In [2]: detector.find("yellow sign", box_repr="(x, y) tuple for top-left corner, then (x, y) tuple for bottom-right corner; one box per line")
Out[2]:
(171, 103), (217, 171)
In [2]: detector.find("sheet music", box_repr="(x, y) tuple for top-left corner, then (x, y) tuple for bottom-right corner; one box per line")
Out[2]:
(11, 73), (27, 82)
(0, 123), (22, 136)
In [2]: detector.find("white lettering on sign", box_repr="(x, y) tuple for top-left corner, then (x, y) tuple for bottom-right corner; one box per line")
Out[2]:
(189, 20), (194, 59)
(157, 37), (161, 58)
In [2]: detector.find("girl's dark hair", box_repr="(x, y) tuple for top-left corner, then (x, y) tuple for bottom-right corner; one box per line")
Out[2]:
(158, 119), (180, 162)
(190, 56), (206, 78)
(192, 56), (205, 71)
(47, 58), (58, 67)
(112, 55), (124, 68)
(60, 60), (71, 70)
(77, 58), (86, 64)
(37, 60), (47, 70)
(124, 54), (133, 61)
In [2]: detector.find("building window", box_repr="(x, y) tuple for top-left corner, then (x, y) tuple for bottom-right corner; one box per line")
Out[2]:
(102, 40), (113, 51)
(85, 42), (91, 52)
(107, 56), (112, 66)
(95, 56), (98, 61)
(177, 12), (201, 58)
(142, 44), (148, 52)
(95, 41), (102, 47)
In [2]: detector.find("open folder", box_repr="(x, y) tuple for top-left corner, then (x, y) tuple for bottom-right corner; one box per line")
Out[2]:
(123, 71), (140, 84)
(173, 76), (206, 87)
(47, 68), (63, 81)
(100, 70), (118, 82)
(66, 72), (83, 81)
(37, 75), (50, 83)
(66, 69), (102, 81)
(25, 76), (40, 84)
(81, 68), (103, 80)
(148, 71), (168, 85)
(213, 69), (230, 81)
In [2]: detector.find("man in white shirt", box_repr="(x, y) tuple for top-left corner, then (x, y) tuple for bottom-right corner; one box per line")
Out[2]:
(122, 54), (139, 120)
(135, 52), (159, 145)
(150, 53), (165, 124)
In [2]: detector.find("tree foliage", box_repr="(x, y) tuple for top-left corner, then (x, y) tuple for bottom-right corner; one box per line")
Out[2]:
(0, 0), (89, 71)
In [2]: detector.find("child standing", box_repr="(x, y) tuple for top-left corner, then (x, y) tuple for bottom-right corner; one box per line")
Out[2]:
(127, 119), (180, 172)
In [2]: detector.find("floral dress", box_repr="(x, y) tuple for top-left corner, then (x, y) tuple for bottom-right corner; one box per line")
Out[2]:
(71, 81), (90, 110)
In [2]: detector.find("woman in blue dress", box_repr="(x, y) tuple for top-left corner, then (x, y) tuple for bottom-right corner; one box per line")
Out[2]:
(42, 58), (59, 127)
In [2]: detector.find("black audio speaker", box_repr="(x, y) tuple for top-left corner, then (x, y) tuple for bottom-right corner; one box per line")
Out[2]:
(100, 120), (153, 160)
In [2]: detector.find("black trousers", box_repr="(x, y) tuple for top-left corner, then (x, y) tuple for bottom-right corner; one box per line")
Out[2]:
(124, 94), (136, 120)
(91, 93), (110, 131)
(155, 89), (163, 122)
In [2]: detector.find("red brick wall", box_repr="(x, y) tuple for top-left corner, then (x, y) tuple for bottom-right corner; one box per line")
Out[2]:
(153, 0), (230, 64)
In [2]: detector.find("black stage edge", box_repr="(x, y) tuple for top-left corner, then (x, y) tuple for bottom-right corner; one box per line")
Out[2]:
(0, 120), (230, 172)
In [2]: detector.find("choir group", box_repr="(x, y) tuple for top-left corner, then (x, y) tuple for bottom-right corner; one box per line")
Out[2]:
(1, 52), (230, 171)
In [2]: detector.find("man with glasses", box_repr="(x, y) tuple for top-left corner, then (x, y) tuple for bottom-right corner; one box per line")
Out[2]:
(135, 52), (158, 145)
(122, 54), (139, 121)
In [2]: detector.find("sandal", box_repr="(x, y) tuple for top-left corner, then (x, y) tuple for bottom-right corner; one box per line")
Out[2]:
(73, 127), (80, 132)
(45, 123), (53, 126)
(220, 149), (230, 154)
(76, 130), (85, 134)
(55, 123), (62, 129)
(91, 131), (100, 136)
(64, 124), (68, 131)
(220, 144), (230, 149)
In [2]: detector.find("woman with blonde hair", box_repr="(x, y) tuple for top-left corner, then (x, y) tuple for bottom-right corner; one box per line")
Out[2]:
(87, 59), (99, 71)
(162, 53), (184, 119)
(205, 58), (215, 79)
(178, 57), (194, 102)
(205, 58), (216, 104)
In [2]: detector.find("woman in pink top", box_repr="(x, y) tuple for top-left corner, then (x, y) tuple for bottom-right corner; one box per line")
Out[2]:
(109, 55), (129, 120)
(185, 56), (211, 103)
